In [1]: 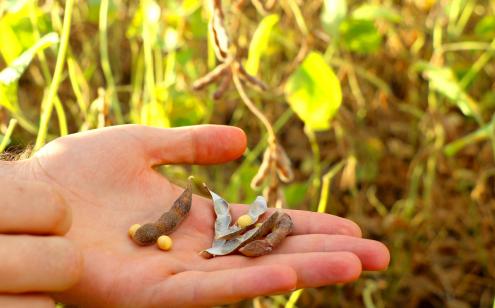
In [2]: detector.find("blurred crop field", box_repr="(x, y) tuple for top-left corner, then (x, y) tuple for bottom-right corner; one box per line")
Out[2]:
(1, 0), (495, 307)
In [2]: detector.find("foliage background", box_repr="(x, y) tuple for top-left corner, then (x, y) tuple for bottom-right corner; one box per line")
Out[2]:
(1, 0), (494, 307)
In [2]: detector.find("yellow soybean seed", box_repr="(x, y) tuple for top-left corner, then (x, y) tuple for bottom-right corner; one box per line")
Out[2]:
(157, 235), (173, 251)
(128, 224), (141, 238)
(237, 215), (254, 228)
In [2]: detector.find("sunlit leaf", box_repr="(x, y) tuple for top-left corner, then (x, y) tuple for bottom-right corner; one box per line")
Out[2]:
(475, 16), (495, 40)
(0, 19), (24, 63)
(352, 4), (401, 23)
(416, 61), (480, 118)
(245, 14), (279, 75)
(0, 83), (17, 112)
(339, 19), (382, 54)
(0, 32), (59, 85)
(0, 4), (48, 63)
(285, 52), (342, 131)
(0, 0), (30, 14)
(141, 103), (170, 128)
(321, 0), (347, 36)
(181, 0), (202, 15)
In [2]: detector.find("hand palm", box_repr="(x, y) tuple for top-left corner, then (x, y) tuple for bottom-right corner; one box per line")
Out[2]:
(29, 125), (389, 307)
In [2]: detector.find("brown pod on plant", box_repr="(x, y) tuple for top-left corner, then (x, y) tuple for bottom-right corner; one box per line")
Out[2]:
(237, 63), (269, 91)
(210, 0), (230, 61)
(213, 70), (232, 100)
(250, 148), (272, 189)
(132, 182), (192, 245)
(274, 144), (294, 183)
(192, 60), (231, 90)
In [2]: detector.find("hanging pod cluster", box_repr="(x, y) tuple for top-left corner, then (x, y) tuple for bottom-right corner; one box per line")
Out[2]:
(193, 0), (295, 209)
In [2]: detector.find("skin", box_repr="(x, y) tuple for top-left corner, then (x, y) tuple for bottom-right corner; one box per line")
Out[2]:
(0, 124), (390, 307)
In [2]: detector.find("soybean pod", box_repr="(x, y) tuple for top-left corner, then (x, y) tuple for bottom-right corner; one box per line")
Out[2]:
(239, 213), (293, 257)
(131, 182), (192, 245)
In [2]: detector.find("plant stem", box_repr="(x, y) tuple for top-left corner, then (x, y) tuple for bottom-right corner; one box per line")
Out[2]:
(444, 123), (492, 156)
(232, 70), (276, 144)
(285, 289), (303, 308)
(100, 0), (123, 123)
(460, 38), (495, 89)
(0, 119), (18, 153)
(317, 160), (346, 213)
(305, 126), (321, 209)
(30, 1), (68, 137)
(34, 0), (74, 152)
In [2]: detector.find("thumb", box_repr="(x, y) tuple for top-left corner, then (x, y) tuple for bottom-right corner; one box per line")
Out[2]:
(121, 124), (247, 166)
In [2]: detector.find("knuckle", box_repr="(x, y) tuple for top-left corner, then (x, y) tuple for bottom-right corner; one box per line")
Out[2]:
(51, 238), (82, 289)
(44, 186), (71, 234)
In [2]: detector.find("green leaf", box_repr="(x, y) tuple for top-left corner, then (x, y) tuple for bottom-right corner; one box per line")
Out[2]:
(0, 32), (59, 86)
(475, 16), (495, 40)
(321, 0), (347, 36)
(0, 118), (17, 153)
(245, 14), (279, 75)
(285, 52), (342, 132)
(284, 182), (308, 209)
(352, 4), (401, 23)
(416, 61), (480, 118)
(339, 19), (382, 54)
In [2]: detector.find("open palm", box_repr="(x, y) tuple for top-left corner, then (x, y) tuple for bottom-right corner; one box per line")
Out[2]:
(28, 125), (389, 307)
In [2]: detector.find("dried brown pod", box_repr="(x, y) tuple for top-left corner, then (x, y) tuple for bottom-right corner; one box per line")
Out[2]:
(250, 148), (272, 189)
(192, 60), (232, 91)
(131, 182), (192, 245)
(239, 213), (293, 257)
(236, 62), (268, 91)
(213, 70), (232, 100)
(210, 0), (230, 61)
(263, 184), (279, 209)
(274, 144), (294, 183)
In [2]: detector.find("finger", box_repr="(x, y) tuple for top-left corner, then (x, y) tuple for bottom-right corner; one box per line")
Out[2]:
(271, 234), (390, 270)
(230, 204), (362, 237)
(121, 124), (247, 166)
(0, 294), (55, 308)
(0, 235), (82, 293)
(147, 265), (297, 307)
(202, 252), (362, 289)
(0, 178), (71, 235)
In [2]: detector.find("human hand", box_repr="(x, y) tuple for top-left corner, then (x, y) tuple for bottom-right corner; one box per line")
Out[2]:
(8, 125), (389, 307)
(0, 168), (82, 307)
